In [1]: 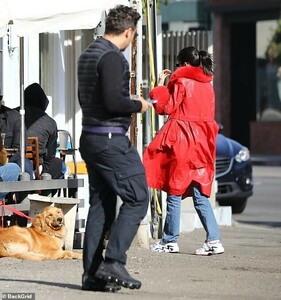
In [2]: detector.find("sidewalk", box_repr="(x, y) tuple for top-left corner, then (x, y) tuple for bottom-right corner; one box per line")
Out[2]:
(1, 222), (280, 300)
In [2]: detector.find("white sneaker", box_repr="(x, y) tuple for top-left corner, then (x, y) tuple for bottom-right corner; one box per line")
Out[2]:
(195, 240), (224, 256)
(150, 240), (180, 253)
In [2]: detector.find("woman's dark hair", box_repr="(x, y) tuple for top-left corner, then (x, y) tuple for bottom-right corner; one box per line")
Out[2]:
(176, 46), (214, 75)
(105, 5), (141, 35)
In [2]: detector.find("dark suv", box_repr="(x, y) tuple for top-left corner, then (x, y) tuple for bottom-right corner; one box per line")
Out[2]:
(215, 130), (253, 214)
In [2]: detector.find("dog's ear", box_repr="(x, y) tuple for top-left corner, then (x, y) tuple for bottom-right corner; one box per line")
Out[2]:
(32, 214), (44, 230)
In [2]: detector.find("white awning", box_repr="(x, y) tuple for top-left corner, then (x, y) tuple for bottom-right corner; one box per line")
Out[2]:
(0, 0), (129, 36)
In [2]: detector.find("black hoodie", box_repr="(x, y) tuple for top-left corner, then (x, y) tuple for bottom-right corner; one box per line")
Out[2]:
(24, 83), (58, 164)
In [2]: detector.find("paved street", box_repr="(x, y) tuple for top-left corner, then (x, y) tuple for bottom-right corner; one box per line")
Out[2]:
(1, 222), (281, 300)
(1, 165), (281, 300)
(232, 165), (281, 227)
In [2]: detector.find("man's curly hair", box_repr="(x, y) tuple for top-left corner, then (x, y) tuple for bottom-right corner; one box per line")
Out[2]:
(105, 5), (141, 35)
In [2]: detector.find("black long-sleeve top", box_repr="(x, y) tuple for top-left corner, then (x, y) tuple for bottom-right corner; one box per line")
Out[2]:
(98, 51), (141, 114)
(78, 37), (142, 131)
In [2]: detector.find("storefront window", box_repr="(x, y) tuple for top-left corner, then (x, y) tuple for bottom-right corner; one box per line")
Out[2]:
(256, 19), (281, 121)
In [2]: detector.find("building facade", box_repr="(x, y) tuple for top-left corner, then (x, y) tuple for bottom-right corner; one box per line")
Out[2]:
(208, 0), (281, 154)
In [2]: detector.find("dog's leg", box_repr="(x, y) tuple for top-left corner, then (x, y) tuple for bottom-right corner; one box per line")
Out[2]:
(59, 250), (82, 260)
(6, 252), (47, 260)
(38, 250), (82, 260)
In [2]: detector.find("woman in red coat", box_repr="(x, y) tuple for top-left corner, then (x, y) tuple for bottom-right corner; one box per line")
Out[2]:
(143, 46), (224, 255)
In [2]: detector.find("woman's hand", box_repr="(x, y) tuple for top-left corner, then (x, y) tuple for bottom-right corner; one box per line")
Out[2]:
(158, 69), (171, 86)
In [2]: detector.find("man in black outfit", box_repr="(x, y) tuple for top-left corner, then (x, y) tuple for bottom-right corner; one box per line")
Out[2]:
(78, 5), (151, 293)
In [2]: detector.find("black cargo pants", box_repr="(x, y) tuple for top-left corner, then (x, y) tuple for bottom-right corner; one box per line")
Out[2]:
(79, 132), (149, 276)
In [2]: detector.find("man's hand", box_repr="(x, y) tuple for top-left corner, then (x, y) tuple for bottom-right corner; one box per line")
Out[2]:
(136, 96), (153, 113)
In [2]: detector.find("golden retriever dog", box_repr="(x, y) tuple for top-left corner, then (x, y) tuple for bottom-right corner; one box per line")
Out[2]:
(0, 206), (82, 260)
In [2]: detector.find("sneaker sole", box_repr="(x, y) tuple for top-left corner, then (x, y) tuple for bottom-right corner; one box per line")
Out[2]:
(82, 284), (121, 293)
(195, 251), (224, 256)
(96, 272), (141, 290)
(150, 246), (180, 253)
(163, 249), (180, 253)
(151, 249), (180, 253)
(104, 284), (122, 293)
(150, 248), (165, 252)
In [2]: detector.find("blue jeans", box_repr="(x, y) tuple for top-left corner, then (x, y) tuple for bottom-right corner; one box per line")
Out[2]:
(0, 163), (21, 199)
(162, 194), (181, 243)
(162, 186), (221, 243)
(9, 155), (34, 180)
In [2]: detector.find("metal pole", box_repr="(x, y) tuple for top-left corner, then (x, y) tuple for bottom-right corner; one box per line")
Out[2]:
(19, 37), (29, 180)
(19, 37), (25, 172)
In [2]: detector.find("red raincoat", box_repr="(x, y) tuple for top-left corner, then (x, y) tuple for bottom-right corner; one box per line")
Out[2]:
(143, 66), (219, 198)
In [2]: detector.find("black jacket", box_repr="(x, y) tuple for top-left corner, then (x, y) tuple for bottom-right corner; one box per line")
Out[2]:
(78, 37), (142, 131)
(0, 105), (29, 165)
(0, 105), (21, 150)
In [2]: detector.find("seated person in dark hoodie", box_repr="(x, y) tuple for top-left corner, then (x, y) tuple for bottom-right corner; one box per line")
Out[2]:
(23, 83), (66, 187)
(0, 94), (34, 180)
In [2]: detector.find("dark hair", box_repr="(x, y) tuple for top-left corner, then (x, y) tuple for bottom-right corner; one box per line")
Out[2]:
(176, 46), (214, 75)
(105, 5), (141, 35)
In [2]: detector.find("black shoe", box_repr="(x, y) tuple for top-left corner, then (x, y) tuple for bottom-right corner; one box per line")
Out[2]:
(81, 273), (121, 293)
(95, 260), (142, 289)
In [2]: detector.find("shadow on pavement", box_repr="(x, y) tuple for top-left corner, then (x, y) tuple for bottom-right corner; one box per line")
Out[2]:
(0, 278), (81, 290)
(235, 220), (281, 228)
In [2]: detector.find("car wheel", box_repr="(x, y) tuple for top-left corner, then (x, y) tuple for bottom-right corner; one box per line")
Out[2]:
(231, 198), (248, 214)
(218, 198), (248, 214)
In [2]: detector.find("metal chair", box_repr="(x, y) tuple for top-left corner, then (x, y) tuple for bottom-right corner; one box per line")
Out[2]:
(57, 130), (77, 197)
